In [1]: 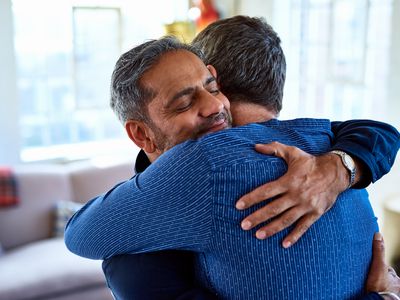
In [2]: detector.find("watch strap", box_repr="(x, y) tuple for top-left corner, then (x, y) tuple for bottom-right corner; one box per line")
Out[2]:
(330, 150), (356, 189)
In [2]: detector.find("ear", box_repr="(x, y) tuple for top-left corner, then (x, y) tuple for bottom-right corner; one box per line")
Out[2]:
(125, 120), (157, 154)
(207, 64), (218, 79)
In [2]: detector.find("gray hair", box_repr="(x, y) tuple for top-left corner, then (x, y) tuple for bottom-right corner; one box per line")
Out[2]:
(110, 36), (205, 124)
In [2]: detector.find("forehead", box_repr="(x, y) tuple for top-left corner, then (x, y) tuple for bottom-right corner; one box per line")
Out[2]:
(140, 50), (212, 104)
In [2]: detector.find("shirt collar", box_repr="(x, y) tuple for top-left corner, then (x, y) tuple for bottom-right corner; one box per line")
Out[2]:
(134, 149), (151, 173)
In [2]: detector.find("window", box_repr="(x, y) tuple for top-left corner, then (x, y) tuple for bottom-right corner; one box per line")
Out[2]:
(13, 1), (126, 161)
(11, 0), (190, 162)
(278, 0), (393, 121)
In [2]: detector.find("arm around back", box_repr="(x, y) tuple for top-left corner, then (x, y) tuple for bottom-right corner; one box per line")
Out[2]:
(64, 140), (213, 259)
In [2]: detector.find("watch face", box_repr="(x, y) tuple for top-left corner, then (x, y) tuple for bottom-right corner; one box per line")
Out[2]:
(344, 155), (355, 169)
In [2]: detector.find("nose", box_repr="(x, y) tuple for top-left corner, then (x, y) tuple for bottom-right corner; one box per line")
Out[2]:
(198, 91), (225, 118)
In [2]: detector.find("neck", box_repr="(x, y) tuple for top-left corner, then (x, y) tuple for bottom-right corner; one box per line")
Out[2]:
(145, 151), (161, 163)
(230, 102), (277, 126)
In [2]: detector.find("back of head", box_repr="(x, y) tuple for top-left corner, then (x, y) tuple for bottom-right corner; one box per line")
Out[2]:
(110, 36), (204, 124)
(192, 15), (285, 114)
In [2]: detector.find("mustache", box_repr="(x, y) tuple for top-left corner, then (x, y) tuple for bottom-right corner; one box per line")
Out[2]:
(196, 109), (232, 136)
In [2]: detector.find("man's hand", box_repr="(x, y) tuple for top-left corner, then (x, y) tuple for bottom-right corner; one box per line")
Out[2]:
(235, 142), (349, 248)
(366, 232), (400, 298)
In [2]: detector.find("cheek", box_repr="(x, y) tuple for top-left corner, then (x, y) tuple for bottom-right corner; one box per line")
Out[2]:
(170, 113), (199, 136)
(219, 95), (230, 110)
(147, 107), (164, 128)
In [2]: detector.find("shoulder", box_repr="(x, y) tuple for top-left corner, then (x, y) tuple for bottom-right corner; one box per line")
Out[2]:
(197, 118), (334, 157)
(262, 118), (332, 131)
(146, 139), (212, 175)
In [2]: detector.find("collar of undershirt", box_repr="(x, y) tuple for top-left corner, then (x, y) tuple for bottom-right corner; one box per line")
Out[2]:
(134, 149), (151, 173)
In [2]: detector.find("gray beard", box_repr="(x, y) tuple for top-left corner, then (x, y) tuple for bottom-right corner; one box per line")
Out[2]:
(149, 109), (232, 153)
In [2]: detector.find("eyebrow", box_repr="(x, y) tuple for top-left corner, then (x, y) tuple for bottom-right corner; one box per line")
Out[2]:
(165, 75), (217, 109)
(205, 76), (216, 86)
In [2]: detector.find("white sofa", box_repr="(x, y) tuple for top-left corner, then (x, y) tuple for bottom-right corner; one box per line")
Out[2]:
(0, 160), (134, 300)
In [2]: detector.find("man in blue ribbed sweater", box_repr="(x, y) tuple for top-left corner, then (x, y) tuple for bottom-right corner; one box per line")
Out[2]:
(65, 29), (400, 299)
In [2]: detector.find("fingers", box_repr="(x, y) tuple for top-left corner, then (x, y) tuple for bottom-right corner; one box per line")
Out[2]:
(255, 142), (281, 156)
(370, 232), (386, 272)
(365, 232), (388, 293)
(255, 142), (296, 162)
(251, 206), (308, 241)
(240, 196), (295, 230)
(239, 142), (336, 248)
(281, 214), (320, 248)
(240, 197), (324, 248)
(236, 143), (293, 210)
(236, 180), (286, 210)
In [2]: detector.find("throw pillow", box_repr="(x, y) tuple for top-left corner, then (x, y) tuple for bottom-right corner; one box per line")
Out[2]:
(53, 200), (83, 237)
(0, 167), (19, 207)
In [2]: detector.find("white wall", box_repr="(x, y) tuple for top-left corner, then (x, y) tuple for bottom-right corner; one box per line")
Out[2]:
(0, 0), (20, 165)
(387, 0), (400, 129)
(234, 0), (274, 21)
(368, 0), (400, 249)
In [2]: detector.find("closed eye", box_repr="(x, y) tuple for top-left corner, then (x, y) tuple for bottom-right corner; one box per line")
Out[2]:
(209, 89), (220, 96)
(175, 101), (192, 112)
(205, 76), (220, 96)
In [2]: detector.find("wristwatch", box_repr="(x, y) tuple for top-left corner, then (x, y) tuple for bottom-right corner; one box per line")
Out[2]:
(330, 150), (356, 189)
(378, 292), (400, 300)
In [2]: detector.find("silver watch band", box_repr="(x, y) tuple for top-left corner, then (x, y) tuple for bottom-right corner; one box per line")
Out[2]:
(378, 292), (400, 300)
(330, 150), (356, 189)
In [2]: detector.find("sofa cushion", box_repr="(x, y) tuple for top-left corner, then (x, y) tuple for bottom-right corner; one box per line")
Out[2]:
(69, 161), (133, 204)
(53, 201), (83, 237)
(0, 238), (109, 300)
(0, 165), (72, 250)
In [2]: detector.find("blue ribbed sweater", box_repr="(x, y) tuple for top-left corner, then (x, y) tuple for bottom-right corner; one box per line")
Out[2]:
(65, 119), (379, 299)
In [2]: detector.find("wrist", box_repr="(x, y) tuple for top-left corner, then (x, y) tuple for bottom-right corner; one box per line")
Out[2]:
(329, 150), (356, 189)
(324, 152), (349, 192)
